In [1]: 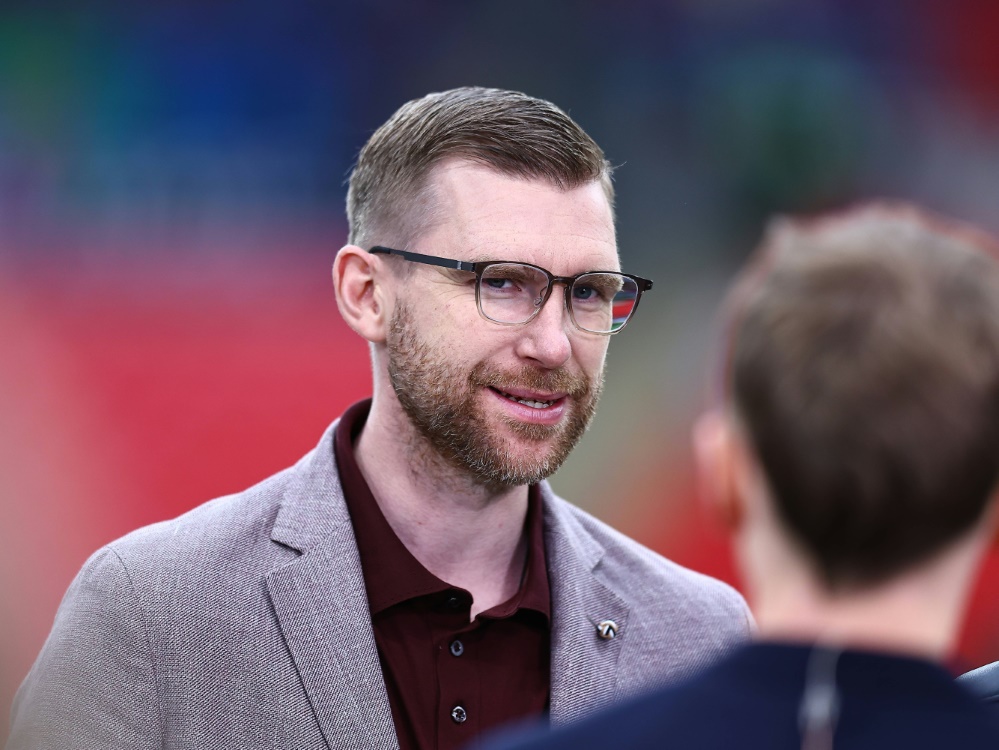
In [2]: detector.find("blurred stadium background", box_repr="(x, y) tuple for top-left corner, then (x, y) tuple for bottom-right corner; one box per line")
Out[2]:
(3, 0), (999, 733)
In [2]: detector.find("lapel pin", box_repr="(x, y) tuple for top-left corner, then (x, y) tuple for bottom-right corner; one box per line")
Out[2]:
(596, 620), (619, 640)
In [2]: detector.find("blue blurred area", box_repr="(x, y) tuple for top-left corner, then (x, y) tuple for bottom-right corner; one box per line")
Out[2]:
(0, 0), (996, 262)
(0, 1), (353, 248)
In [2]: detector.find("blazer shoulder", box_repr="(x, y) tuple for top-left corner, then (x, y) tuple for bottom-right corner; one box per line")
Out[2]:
(106, 462), (298, 567)
(96, 422), (350, 610)
(9, 457), (322, 749)
(106, 418), (345, 571)
(8, 544), (165, 749)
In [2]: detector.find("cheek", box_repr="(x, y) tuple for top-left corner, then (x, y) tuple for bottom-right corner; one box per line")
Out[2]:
(443, 297), (468, 323)
(397, 293), (452, 342)
(432, 284), (480, 328)
(575, 337), (610, 377)
(411, 308), (483, 359)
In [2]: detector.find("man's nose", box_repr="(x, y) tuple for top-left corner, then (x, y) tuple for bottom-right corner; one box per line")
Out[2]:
(513, 285), (573, 369)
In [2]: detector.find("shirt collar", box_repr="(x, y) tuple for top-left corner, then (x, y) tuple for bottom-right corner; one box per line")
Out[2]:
(333, 398), (551, 621)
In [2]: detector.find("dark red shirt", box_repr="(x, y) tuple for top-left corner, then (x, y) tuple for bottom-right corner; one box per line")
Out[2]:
(333, 400), (552, 750)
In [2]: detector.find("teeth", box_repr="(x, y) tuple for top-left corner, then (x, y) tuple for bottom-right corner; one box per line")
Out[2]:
(519, 399), (549, 409)
(500, 391), (554, 409)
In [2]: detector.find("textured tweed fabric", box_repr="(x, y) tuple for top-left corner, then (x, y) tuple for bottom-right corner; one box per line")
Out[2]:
(7, 420), (751, 749)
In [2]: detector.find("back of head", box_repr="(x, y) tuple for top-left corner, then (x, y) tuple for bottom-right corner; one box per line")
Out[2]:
(726, 203), (999, 590)
(346, 86), (613, 249)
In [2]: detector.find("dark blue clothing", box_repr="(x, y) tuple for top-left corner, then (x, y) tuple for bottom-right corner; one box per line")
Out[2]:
(483, 642), (999, 750)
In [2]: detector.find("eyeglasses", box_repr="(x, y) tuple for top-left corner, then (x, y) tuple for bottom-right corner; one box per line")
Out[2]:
(370, 246), (653, 334)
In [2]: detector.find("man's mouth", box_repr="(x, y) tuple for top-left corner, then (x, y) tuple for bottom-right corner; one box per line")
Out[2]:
(489, 386), (561, 410)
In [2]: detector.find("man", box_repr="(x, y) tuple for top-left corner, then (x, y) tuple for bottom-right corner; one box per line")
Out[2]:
(488, 203), (999, 749)
(7, 87), (750, 750)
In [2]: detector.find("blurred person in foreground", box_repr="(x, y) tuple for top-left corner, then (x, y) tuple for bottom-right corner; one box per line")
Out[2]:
(6, 87), (751, 750)
(486, 203), (999, 750)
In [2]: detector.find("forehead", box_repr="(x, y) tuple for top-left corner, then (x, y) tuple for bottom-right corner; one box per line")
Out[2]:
(417, 160), (619, 273)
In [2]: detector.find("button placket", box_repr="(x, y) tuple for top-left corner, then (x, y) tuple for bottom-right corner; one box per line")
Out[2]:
(436, 616), (478, 745)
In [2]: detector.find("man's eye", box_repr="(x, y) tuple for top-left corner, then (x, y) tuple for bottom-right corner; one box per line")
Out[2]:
(573, 285), (598, 300)
(483, 276), (529, 292)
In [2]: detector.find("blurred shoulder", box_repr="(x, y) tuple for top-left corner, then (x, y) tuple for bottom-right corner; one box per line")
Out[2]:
(481, 652), (751, 750)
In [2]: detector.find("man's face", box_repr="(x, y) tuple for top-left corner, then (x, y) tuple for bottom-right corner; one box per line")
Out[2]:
(383, 160), (618, 491)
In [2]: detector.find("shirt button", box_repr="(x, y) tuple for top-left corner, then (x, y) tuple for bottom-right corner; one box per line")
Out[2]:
(451, 705), (467, 724)
(445, 595), (461, 610)
(450, 639), (464, 657)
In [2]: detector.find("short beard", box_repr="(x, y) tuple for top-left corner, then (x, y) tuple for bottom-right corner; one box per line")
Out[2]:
(386, 304), (603, 492)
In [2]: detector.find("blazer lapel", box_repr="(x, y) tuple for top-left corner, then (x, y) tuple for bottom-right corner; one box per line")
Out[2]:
(262, 423), (631, 743)
(265, 423), (399, 750)
(543, 488), (631, 727)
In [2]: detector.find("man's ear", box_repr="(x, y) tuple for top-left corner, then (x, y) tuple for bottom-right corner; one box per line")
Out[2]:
(693, 410), (745, 532)
(333, 245), (391, 344)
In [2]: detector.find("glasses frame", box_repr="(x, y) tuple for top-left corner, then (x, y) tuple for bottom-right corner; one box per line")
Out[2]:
(370, 246), (653, 335)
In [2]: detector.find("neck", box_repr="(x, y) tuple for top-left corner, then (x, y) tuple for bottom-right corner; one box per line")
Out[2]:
(354, 389), (532, 619)
(745, 528), (989, 661)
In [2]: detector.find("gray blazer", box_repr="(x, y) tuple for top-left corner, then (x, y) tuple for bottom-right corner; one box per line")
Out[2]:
(8, 420), (751, 749)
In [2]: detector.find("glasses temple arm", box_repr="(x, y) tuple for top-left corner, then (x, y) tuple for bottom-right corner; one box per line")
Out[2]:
(369, 246), (476, 272)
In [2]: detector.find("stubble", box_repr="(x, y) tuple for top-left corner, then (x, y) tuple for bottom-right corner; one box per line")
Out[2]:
(386, 303), (603, 492)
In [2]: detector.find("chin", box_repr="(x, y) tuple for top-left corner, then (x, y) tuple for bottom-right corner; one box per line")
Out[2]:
(491, 439), (571, 484)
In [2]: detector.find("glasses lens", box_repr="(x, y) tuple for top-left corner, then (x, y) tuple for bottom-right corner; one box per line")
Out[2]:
(570, 273), (639, 333)
(478, 263), (551, 324)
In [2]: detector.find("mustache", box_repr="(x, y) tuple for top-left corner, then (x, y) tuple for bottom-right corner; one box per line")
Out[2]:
(469, 363), (592, 399)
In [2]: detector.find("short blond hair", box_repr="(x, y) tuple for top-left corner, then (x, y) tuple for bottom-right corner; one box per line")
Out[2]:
(346, 86), (614, 249)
